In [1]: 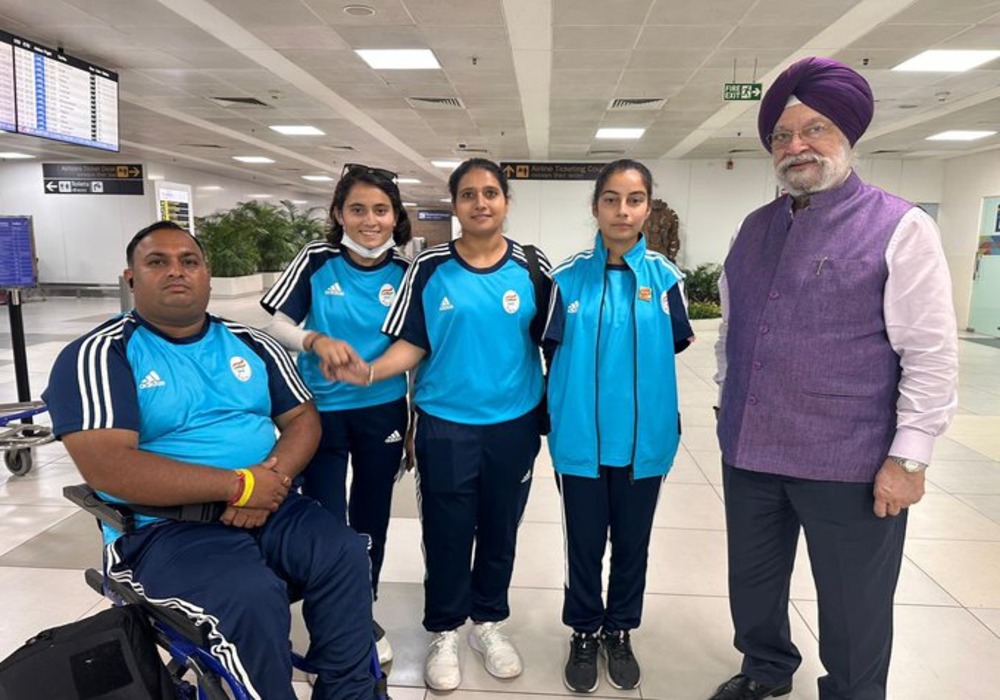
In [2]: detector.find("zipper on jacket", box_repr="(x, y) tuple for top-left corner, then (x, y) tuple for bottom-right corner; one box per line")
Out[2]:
(593, 270), (608, 477)
(628, 267), (639, 484)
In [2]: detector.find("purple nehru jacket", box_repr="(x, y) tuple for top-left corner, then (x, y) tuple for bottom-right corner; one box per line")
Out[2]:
(717, 172), (914, 483)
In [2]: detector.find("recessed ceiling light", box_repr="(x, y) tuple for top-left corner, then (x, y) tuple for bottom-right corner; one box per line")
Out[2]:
(926, 130), (997, 141)
(233, 156), (275, 164)
(269, 125), (325, 136)
(893, 50), (1000, 72)
(290, 199), (310, 204)
(403, 202), (417, 207)
(397, 177), (422, 184)
(356, 49), (441, 70)
(0, 152), (35, 159)
(440, 198), (452, 203)
(431, 160), (461, 169)
(302, 175), (335, 182)
(247, 193), (273, 198)
(196, 185), (223, 191)
(343, 4), (376, 16)
(596, 128), (645, 139)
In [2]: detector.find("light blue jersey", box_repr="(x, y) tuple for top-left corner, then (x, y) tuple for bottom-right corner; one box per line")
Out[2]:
(597, 266), (637, 466)
(261, 241), (409, 411)
(44, 313), (312, 543)
(382, 239), (548, 425)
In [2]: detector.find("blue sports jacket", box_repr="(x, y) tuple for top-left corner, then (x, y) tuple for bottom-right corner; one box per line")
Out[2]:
(546, 233), (685, 479)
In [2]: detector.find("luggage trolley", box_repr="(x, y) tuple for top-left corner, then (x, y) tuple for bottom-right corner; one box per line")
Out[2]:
(0, 401), (54, 476)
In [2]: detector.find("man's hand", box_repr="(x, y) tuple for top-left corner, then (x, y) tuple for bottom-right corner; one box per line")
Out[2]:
(873, 458), (926, 518)
(243, 458), (292, 511)
(333, 360), (371, 386)
(220, 505), (270, 528)
(313, 337), (362, 380)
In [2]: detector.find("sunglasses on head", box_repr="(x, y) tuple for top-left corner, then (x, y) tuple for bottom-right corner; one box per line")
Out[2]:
(341, 163), (398, 183)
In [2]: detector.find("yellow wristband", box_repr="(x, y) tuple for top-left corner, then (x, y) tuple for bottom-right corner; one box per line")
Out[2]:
(233, 469), (255, 507)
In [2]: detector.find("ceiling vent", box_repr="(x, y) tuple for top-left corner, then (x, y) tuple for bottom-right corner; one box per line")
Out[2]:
(870, 149), (903, 155)
(407, 96), (465, 110)
(320, 145), (356, 152)
(180, 143), (224, 149)
(454, 146), (490, 155)
(607, 98), (666, 111)
(727, 148), (757, 154)
(588, 149), (626, 157)
(209, 96), (271, 107)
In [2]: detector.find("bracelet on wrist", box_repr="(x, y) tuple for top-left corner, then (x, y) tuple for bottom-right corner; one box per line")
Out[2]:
(304, 333), (321, 352)
(229, 468), (255, 507)
(366, 364), (375, 387)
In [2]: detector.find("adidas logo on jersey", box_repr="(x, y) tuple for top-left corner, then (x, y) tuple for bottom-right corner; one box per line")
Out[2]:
(567, 300), (580, 314)
(439, 296), (454, 311)
(138, 370), (165, 389)
(325, 282), (345, 296)
(384, 430), (403, 444)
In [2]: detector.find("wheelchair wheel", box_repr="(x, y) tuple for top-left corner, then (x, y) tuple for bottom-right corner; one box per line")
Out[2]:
(4, 449), (32, 476)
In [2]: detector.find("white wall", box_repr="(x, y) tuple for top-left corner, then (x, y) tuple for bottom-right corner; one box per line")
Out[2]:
(0, 159), (327, 285)
(937, 150), (1000, 329)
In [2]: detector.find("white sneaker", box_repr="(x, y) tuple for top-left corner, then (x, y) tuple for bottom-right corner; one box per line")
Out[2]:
(425, 630), (461, 690)
(469, 621), (523, 679)
(374, 620), (393, 665)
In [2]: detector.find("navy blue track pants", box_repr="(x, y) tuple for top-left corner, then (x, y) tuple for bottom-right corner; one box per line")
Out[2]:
(558, 467), (662, 634)
(107, 492), (375, 700)
(414, 407), (540, 632)
(302, 397), (408, 597)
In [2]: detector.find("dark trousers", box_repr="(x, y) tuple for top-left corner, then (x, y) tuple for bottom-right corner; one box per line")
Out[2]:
(722, 463), (908, 700)
(414, 408), (540, 632)
(558, 467), (663, 634)
(302, 397), (408, 597)
(107, 492), (375, 700)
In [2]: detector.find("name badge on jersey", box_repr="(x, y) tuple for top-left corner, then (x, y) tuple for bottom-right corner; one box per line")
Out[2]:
(638, 286), (652, 302)
(230, 356), (253, 382)
(503, 290), (520, 314)
(379, 284), (396, 307)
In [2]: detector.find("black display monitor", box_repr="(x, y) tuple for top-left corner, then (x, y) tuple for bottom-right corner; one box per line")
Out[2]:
(0, 31), (15, 133)
(9, 32), (119, 151)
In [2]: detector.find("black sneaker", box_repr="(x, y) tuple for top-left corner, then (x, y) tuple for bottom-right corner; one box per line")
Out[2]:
(564, 632), (600, 693)
(601, 629), (641, 690)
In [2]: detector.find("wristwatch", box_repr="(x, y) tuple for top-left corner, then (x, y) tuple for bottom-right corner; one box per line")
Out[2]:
(888, 455), (928, 473)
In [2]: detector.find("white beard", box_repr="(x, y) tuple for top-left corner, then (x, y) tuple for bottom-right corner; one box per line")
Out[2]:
(776, 142), (853, 197)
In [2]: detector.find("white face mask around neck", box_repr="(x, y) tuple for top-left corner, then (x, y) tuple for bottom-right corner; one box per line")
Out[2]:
(340, 234), (396, 260)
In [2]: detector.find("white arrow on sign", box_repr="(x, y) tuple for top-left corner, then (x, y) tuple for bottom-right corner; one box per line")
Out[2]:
(45, 181), (58, 192)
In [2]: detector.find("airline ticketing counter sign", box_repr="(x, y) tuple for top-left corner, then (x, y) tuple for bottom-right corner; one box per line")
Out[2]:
(42, 163), (144, 195)
(500, 162), (606, 181)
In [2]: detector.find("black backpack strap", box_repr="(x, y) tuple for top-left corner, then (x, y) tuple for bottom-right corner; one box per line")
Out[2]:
(523, 244), (547, 346)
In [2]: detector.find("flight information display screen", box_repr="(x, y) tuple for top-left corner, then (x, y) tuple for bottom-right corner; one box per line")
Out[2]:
(10, 33), (119, 151)
(0, 32), (15, 133)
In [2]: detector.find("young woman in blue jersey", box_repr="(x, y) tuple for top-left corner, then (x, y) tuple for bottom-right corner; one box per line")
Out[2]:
(545, 159), (694, 693)
(334, 158), (552, 691)
(260, 164), (412, 665)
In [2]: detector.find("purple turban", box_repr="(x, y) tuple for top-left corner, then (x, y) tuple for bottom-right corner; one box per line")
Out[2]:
(757, 57), (874, 152)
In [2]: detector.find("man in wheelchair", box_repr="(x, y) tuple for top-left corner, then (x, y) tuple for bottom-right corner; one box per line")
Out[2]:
(42, 221), (377, 700)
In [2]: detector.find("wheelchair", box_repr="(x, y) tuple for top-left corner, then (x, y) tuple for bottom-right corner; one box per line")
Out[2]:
(63, 483), (389, 700)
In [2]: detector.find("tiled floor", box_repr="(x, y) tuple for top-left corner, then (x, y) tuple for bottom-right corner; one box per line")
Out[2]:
(2, 295), (1000, 699)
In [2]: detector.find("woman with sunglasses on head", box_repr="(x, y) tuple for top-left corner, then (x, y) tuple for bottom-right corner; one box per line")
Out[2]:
(545, 159), (694, 694)
(334, 158), (552, 691)
(260, 163), (412, 665)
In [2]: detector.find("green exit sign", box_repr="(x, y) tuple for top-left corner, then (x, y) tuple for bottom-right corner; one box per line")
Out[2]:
(724, 83), (763, 101)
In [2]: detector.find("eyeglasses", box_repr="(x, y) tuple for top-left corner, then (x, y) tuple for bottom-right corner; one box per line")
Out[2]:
(341, 163), (398, 182)
(767, 122), (833, 149)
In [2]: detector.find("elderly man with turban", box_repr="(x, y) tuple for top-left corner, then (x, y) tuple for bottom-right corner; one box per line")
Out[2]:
(710, 57), (958, 700)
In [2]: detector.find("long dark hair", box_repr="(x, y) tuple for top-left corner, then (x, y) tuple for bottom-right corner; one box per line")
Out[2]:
(328, 168), (412, 246)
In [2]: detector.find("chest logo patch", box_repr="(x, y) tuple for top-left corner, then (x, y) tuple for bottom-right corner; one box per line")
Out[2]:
(230, 356), (252, 382)
(138, 370), (165, 390)
(325, 282), (344, 297)
(660, 290), (671, 315)
(439, 296), (454, 312)
(503, 290), (520, 314)
(378, 284), (396, 307)
(638, 286), (652, 302)
(567, 300), (579, 314)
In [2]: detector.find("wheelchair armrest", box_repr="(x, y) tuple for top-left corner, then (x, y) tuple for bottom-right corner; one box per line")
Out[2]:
(63, 483), (135, 533)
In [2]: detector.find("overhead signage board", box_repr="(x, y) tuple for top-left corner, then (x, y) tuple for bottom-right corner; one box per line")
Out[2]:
(417, 210), (452, 222)
(0, 31), (15, 133)
(11, 32), (119, 151)
(42, 162), (144, 195)
(723, 82), (762, 101)
(156, 182), (193, 231)
(0, 216), (37, 288)
(500, 162), (606, 181)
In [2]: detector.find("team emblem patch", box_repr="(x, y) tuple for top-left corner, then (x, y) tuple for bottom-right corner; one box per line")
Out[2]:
(230, 356), (252, 382)
(660, 290), (670, 314)
(378, 284), (396, 307)
(638, 286), (652, 302)
(503, 290), (520, 314)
